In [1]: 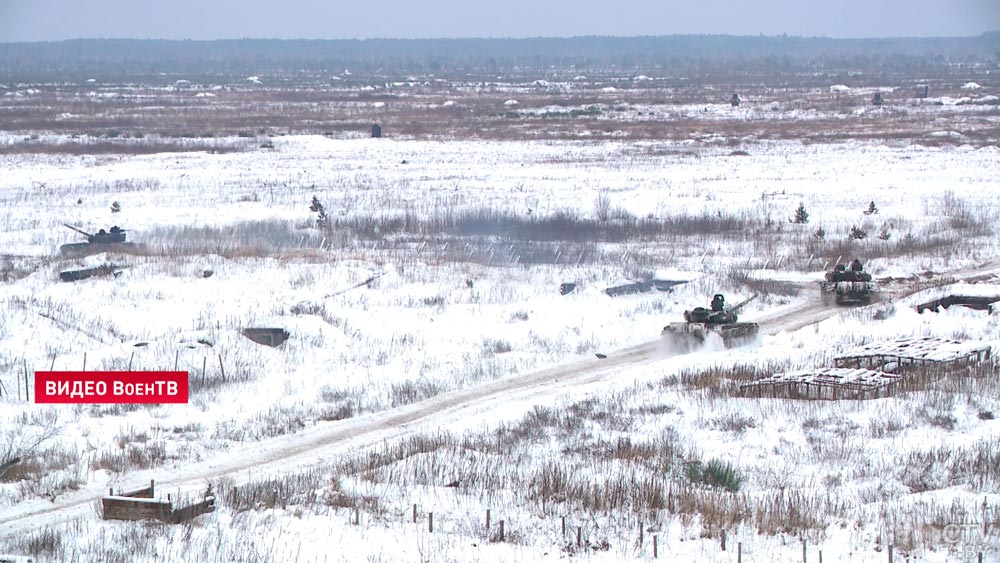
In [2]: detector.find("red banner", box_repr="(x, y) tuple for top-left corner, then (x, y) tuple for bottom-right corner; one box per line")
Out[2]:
(34, 371), (189, 404)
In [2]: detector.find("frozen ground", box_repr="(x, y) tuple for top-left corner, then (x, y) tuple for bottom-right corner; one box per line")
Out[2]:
(0, 135), (998, 562)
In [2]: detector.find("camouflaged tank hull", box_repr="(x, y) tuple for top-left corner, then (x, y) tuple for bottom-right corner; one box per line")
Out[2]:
(820, 280), (876, 306)
(661, 321), (759, 351)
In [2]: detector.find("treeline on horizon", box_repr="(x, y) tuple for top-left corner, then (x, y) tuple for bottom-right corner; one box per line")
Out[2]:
(0, 33), (997, 81)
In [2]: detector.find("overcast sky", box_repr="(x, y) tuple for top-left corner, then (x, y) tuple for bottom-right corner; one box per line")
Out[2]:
(0, 0), (997, 42)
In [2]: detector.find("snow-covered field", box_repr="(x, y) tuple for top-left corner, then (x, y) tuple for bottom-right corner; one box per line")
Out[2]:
(1, 131), (999, 562)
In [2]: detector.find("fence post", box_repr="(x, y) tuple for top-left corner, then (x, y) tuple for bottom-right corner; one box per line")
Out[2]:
(499, 520), (505, 542)
(83, 352), (87, 372)
(639, 520), (644, 547)
(561, 515), (565, 537)
(485, 509), (490, 531)
(354, 508), (360, 525)
(412, 503), (417, 523)
(201, 356), (207, 387)
(721, 530), (726, 551)
(429, 512), (433, 533)
(174, 350), (179, 371)
(802, 538), (807, 562)
(653, 535), (657, 559)
(577, 526), (582, 547)
(218, 354), (226, 382)
(888, 544), (893, 563)
(738, 542), (742, 563)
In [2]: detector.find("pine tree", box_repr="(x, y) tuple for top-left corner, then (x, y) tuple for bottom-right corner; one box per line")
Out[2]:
(309, 195), (324, 213)
(316, 209), (329, 230)
(849, 225), (867, 240)
(110, 201), (121, 214)
(863, 201), (879, 215)
(310, 196), (329, 229)
(792, 202), (809, 224)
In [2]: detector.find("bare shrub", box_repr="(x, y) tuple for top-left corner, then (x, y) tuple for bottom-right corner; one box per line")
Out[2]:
(725, 267), (800, 297)
(221, 469), (381, 514)
(143, 220), (316, 257)
(20, 527), (63, 557)
(212, 405), (307, 442)
(932, 190), (994, 236)
(710, 413), (757, 434)
(328, 207), (752, 243)
(0, 410), (62, 481)
(868, 416), (907, 438)
(389, 379), (446, 408)
(674, 362), (786, 397)
(91, 441), (167, 473)
(333, 432), (455, 476)
(593, 191), (612, 222)
(482, 338), (513, 356)
(498, 405), (577, 444)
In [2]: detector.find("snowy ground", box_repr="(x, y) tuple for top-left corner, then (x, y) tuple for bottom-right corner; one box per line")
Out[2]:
(0, 133), (999, 562)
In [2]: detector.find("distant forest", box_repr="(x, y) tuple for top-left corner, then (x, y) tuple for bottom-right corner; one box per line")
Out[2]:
(0, 34), (997, 82)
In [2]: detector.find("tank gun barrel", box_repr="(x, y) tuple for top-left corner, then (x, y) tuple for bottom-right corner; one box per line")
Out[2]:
(63, 224), (93, 238)
(728, 294), (759, 314)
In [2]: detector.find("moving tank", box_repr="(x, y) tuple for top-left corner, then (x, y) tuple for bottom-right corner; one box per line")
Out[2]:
(662, 293), (759, 350)
(59, 224), (131, 257)
(820, 259), (875, 305)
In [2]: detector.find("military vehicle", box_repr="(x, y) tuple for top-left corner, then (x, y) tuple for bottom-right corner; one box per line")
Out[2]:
(821, 259), (875, 305)
(60, 224), (131, 257)
(662, 293), (759, 350)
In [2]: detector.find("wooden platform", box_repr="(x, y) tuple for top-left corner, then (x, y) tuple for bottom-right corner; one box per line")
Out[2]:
(833, 336), (992, 372)
(915, 294), (1000, 314)
(740, 367), (902, 400)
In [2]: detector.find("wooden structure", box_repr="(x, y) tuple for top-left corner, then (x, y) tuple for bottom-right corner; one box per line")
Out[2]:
(833, 337), (991, 372)
(730, 93), (741, 107)
(371, 123), (382, 138)
(101, 480), (215, 524)
(915, 295), (1000, 314)
(603, 279), (685, 297)
(872, 92), (884, 106)
(241, 327), (290, 347)
(604, 280), (654, 297)
(740, 367), (901, 400)
(59, 264), (120, 282)
(653, 279), (687, 292)
(742, 337), (991, 401)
